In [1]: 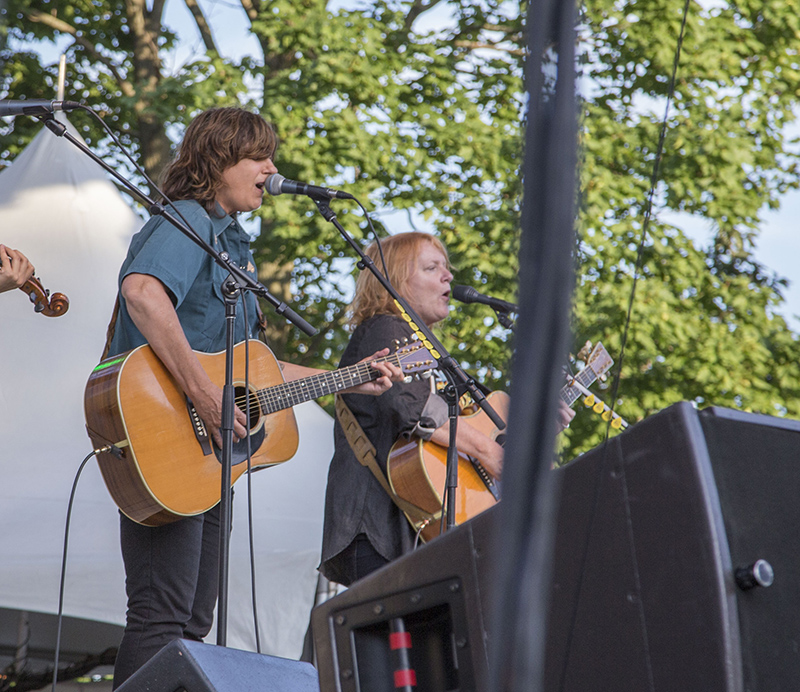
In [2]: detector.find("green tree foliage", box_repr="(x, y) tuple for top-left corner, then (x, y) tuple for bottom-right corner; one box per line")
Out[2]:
(567, 0), (800, 453)
(0, 0), (522, 397)
(3, 0), (800, 457)
(240, 0), (525, 370)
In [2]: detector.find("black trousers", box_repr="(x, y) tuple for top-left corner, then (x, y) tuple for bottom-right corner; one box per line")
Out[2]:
(112, 505), (221, 689)
(336, 533), (390, 586)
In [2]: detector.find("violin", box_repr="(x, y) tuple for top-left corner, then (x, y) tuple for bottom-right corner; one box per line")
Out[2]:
(0, 257), (69, 317)
(20, 274), (70, 317)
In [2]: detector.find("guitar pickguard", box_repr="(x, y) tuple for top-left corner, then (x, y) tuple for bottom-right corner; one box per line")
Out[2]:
(212, 426), (267, 467)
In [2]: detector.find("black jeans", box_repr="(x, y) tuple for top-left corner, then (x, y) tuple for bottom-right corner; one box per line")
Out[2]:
(336, 533), (390, 586)
(112, 506), (221, 689)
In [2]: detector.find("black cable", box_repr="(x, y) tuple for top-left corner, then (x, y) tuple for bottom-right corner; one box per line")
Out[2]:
(355, 199), (392, 280)
(603, 0), (692, 442)
(556, 3), (693, 690)
(240, 295), (264, 654)
(50, 446), (120, 692)
(76, 106), (203, 239)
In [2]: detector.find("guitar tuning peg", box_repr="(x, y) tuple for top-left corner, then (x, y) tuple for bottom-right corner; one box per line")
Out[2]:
(392, 339), (401, 350)
(420, 370), (433, 380)
(401, 337), (408, 345)
(577, 341), (593, 362)
(403, 375), (414, 384)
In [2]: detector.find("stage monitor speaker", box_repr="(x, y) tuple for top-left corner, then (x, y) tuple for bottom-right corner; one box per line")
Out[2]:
(115, 639), (320, 692)
(312, 504), (498, 692)
(314, 402), (800, 691)
(546, 401), (800, 692)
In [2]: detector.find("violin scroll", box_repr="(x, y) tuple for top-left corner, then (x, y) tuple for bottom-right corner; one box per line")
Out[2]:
(22, 275), (70, 317)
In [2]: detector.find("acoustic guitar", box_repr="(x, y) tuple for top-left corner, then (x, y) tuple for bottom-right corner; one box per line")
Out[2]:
(84, 339), (435, 526)
(386, 342), (616, 542)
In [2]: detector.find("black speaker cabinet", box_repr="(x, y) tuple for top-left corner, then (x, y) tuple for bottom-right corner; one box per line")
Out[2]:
(312, 504), (498, 692)
(314, 402), (800, 692)
(546, 401), (800, 692)
(115, 639), (320, 691)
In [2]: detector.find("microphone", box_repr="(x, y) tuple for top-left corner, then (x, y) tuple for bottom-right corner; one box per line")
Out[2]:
(265, 174), (354, 200)
(0, 99), (82, 118)
(451, 284), (518, 313)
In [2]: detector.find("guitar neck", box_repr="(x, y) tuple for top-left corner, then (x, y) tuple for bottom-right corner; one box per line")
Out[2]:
(560, 366), (601, 408)
(255, 353), (396, 415)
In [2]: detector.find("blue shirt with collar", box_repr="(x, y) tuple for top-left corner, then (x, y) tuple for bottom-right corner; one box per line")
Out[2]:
(108, 199), (260, 358)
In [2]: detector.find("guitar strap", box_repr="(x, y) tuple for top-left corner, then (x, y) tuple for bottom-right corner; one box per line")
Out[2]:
(100, 293), (121, 361)
(334, 394), (434, 524)
(254, 301), (269, 339)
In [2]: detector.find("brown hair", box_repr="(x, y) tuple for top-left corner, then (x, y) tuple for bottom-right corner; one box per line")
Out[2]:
(161, 107), (278, 214)
(349, 232), (450, 327)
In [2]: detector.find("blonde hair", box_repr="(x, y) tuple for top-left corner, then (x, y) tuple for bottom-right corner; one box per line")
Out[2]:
(349, 232), (450, 327)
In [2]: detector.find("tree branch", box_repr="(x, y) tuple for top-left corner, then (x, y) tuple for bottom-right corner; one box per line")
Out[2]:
(453, 39), (525, 57)
(240, 0), (259, 22)
(404, 0), (447, 33)
(152, 0), (169, 17)
(26, 9), (135, 97)
(183, 0), (219, 53)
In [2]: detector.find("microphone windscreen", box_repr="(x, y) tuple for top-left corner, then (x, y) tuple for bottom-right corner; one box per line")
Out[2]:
(265, 174), (285, 196)
(451, 284), (479, 303)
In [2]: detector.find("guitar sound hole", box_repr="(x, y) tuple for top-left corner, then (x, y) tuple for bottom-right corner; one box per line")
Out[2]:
(234, 385), (261, 430)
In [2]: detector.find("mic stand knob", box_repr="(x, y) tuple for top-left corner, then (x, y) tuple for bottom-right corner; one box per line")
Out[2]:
(735, 559), (774, 591)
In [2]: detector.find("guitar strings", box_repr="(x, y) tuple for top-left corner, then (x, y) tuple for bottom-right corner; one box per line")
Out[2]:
(230, 351), (410, 413)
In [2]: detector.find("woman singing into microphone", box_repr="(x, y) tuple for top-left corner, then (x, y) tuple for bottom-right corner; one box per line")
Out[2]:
(319, 232), (574, 586)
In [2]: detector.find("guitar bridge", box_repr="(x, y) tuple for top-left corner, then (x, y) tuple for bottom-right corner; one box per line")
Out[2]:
(468, 457), (501, 502)
(186, 397), (213, 457)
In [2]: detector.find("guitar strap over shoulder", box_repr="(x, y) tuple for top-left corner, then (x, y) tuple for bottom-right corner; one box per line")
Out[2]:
(334, 394), (433, 524)
(255, 301), (269, 340)
(100, 293), (121, 361)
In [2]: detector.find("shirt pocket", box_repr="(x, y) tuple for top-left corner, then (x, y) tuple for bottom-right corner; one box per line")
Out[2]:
(200, 256), (258, 347)
(197, 262), (231, 349)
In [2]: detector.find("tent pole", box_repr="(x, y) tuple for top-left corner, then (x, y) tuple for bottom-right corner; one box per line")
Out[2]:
(57, 55), (66, 101)
(14, 610), (30, 675)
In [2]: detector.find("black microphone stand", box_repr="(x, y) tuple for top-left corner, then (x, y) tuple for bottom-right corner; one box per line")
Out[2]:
(312, 199), (505, 533)
(36, 113), (318, 646)
(495, 309), (515, 330)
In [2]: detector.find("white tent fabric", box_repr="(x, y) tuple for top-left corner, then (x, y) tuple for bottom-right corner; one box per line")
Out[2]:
(0, 117), (332, 668)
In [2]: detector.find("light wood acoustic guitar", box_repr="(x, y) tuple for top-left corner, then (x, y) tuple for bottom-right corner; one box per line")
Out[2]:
(84, 339), (435, 527)
(386, 342), (617, 542)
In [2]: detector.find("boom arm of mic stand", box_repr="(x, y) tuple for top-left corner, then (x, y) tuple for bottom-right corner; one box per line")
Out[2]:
(313, 199), (506, 431)
(37, 114), (317, 337)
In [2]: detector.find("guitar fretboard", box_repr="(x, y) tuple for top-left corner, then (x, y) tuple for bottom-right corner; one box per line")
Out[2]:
(560, 365), (602, 407)
(255, 353), (400, 415)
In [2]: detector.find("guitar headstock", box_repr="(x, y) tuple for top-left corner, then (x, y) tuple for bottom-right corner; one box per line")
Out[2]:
(581, 341), (614, 380)
(392, 340), (437, 378)
(563, 341), (627, 431)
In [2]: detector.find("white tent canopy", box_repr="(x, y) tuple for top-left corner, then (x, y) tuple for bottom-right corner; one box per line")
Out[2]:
(0, 116), (332, 678)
